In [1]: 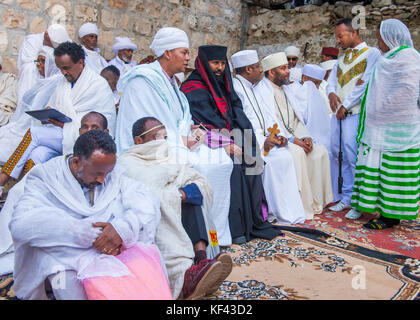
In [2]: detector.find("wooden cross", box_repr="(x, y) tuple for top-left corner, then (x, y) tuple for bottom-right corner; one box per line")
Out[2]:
(264, 124), (281, 156)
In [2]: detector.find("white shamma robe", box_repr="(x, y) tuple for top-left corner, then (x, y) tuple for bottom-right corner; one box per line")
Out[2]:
(119, 140), (220, 298)
(115, 61), (234, 246)
(9, 156), (161, 300)
(0, 72), (18, 127)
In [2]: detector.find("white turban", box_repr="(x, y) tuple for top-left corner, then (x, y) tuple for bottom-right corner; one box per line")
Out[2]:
(112, 37), (138, 53)
(261, 52), (288, 72)
(47, 24), (71, 48)
(380, 18), (414, 50)
(231, 50), (259, 69)
(79, 22), (98, 38)
(319, 59), (337, 71)
(285, 45), (300, 57)
(302, 64), (326, 81)
(150, 27), (189, 57)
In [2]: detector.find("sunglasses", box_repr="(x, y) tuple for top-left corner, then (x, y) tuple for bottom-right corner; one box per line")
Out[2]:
(287, 57), (298, 61)
(34, 59), (46, 64)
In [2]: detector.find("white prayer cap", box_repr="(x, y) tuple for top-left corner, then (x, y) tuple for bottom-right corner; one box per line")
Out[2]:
(175, 72), (185, 83)
(47, 24), (71, 48)
(231, 50), (259, 69)
(79, 22), (98, 38)
(261, 52), (288, 72)
(112, 37), (138, 53)
(285, 45), (300, 57)
(319, 59), (337, 71)
(150, 27), (189, 57)
(302, 64), (326, 81)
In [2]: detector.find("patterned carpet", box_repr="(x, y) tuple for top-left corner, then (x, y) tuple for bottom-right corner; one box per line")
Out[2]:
(1, 201), (419, 300)
(298, 206), (420, 259)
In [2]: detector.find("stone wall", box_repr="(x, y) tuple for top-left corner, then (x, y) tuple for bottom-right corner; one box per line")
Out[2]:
(244, 0), (420, 63)
(0, 0), (244, 75)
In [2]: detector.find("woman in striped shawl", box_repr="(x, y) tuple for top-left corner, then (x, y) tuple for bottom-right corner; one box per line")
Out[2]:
(349, 19), (420, 229)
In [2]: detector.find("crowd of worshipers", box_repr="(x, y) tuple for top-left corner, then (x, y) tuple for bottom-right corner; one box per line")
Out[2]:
(0, 17), (418, 300)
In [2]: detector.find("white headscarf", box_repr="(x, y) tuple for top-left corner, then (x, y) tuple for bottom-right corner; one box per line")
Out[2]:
(47, 24), (71, 48)
(79, 22), (98, 38)
(360, 19), (420, 151)
(112, 37), (138, 53)
(379, 18), (414, 50)
(149, 27), (189, 58)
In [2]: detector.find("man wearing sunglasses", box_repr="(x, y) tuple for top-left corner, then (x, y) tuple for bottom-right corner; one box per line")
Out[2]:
(285, 46), (303, 83)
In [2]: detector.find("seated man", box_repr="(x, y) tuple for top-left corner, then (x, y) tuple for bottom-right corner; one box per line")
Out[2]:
(100, 65), (121, 113)
(0, 57), (18, 127)
(9, 130), (164, 300)
(108, 37), (138, 76)
(261, 52), (333, 218)
(0, 42), (116, 198)
(0, 111), (110, 276)
(119, 117), (232, 300)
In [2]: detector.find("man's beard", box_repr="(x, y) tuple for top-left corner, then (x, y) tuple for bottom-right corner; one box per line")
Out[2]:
(274, 75), (289, 87)
(214, 73), (224, 85)
(121, 54), (131, 64)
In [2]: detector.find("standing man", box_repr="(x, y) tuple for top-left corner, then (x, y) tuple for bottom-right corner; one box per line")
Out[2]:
(181, 45), (284, 243)
(108, 37), (138, 77)
(78, 22), (108, 74)
(285, 45), (303, 83)
(230, 49), (306, 224)
(326, 18), (380, 217)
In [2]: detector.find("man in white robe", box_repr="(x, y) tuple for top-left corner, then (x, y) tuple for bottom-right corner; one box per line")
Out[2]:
(100, 65), (121, 113)
(16, 24), (71, 103)
(0, 42), (116, 197)
(0, 111), (110, 276)
(9, 130), (163, 300)
(0, 57), (18, 127)
(288, 64), (332, 153)
(285, 45), (303, 83)
(261, 52), (333, 218)
(231, 49), (306, 224)
(326, 18), (381, 215)
(108, 37), (138, 77)
(119, 117), (232, 299)
(78, 23), (108, 74)
(115, 27), (234, 246)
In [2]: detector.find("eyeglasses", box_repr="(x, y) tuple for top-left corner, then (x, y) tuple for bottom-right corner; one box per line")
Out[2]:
(34, 59), (46, 64)
(287, 57), (298, 61)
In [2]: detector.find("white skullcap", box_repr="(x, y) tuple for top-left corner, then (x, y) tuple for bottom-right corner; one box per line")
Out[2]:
(150, 27), (189, 57)
(231, 50), (259, 69)
(79, 22), (98, 38)
(112, 37), (138, 53)
(261, 52), (288, 72)
(285, 45), (300, 57)
(319, 59), (337, 71)
(302, 64), (326, 81)
(175, 72), (185, 83)
(47, 24), (71, 48)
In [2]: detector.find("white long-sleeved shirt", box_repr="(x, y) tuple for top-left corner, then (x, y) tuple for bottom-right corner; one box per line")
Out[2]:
(326, 42), (380, 110)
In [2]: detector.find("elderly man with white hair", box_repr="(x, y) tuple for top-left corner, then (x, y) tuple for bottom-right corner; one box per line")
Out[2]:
(230, 49), (306, 224)
(16, 24), (71, 103)
(285, 45), (303, 83)
(115, 27), (234, 250)
(260, 52), (333, 219)
(79, 22), (108, 74)
(108, 37), (138, 76)
(0, 57), (18, 127)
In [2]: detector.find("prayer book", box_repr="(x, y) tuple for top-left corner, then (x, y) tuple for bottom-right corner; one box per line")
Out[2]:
(26, 109), (72, 124)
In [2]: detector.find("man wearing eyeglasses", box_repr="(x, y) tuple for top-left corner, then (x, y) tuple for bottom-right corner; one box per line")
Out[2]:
(285, 45), (303, 83)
